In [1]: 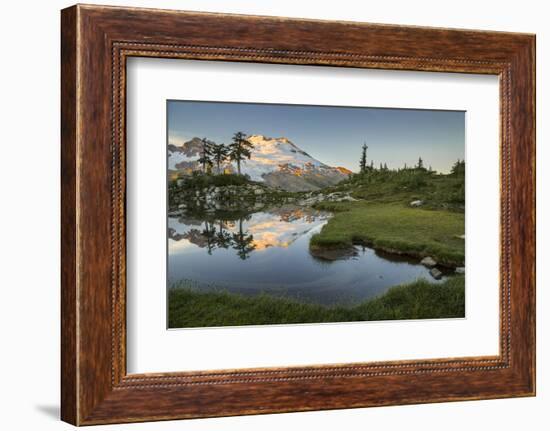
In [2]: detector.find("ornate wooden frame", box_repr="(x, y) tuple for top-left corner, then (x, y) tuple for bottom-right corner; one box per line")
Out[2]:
(61, 4), (536, 425)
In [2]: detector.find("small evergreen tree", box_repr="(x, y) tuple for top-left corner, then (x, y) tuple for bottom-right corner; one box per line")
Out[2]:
(416, 156), (424, 169)
(383, 163), (388, 171)
(359, 143), (368, 173)
(451, 159), (466, 176)
(211, 143), (229, 174)
(197, 138), (213, 173)
(229, 132), (254, 175)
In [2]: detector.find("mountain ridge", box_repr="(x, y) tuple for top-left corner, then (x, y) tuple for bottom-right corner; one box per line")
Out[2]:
(168, 134), (349, 191)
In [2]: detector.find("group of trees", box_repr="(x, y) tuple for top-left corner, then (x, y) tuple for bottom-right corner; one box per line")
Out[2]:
(450, 159), (466, 176)
(197, 132), (254, 175)
(199, 217), (256, 260)
(359, 143), (433, 174)
(360, 143), (394, 173)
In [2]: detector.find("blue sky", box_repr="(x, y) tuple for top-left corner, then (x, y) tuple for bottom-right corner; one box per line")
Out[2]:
(167, 100), (465, 173)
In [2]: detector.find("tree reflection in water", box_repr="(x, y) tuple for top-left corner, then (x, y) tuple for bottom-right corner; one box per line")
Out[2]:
(168, 207), (328, 261)
(231, 217), (256, 260)
(176, 215), (256, 260)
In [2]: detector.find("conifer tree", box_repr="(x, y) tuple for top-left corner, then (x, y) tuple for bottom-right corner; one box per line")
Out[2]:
(359, 143), (368, 173)
(197, 138), (214, 173)
(229, 132), (254, 175)
(211, 143), (229, 174)
(451, 159), (466, 176)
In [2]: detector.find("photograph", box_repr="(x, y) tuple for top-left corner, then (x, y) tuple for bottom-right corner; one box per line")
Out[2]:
(167, 101), (466, 328)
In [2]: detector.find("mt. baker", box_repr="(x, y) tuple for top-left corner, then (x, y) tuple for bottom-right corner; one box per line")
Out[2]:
(168, 134), (351, 191)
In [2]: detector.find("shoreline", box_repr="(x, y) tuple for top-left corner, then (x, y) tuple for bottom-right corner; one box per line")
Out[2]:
(168, 276), (466, 329)
(309, 238), (460, 269)
(309, 202), (465, 268)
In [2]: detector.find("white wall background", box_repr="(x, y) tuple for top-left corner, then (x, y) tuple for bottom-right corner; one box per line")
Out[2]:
(0, 1), (546, 429)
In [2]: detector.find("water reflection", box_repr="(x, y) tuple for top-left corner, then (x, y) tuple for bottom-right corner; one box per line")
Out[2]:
(168, 206), (330, 259)
(168, 206), (450, 305)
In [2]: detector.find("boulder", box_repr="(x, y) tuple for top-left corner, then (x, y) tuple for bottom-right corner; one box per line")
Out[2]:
(338, 195), (357, 202)
(300, 198), (317, 206)
(421, 256), (437, 267)
(326, 192), (341, 200)
(410, 200), (423, 207)
(455, 267), (465, 274)
(429, 268), (443, 280)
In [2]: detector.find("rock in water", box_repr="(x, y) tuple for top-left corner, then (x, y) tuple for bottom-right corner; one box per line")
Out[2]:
(421, 256), (437, 267)
(430, 268), (443, 280)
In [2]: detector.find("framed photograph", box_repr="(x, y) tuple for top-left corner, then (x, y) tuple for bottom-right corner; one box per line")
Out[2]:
(61, 4), (535, 425)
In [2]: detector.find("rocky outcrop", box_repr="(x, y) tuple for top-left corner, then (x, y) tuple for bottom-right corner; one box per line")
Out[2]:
(261, 165), (347, 191)
(298, 191), (357, 206)
(168, 183), (295, 214)
(169, 182), (361, 215)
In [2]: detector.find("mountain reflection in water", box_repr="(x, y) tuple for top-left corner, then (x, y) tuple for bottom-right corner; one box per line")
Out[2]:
(168, 205), (449, 305)
(169, 206), (330, 258)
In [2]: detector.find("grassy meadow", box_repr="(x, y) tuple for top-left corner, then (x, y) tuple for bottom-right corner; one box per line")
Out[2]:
(168, 162), (466, 327)
(310, 202), (464, 267)
(310, 165), (466, 266)
(168, 276), (465, 328)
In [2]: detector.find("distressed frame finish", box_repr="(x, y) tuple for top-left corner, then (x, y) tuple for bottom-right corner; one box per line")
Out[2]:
(61, 4), (535, 426)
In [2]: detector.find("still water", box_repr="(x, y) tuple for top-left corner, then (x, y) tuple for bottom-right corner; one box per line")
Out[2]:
(168, 206), (449, 306)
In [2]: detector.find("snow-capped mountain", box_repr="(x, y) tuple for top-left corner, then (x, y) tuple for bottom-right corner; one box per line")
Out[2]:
(168, 135), (351, 191)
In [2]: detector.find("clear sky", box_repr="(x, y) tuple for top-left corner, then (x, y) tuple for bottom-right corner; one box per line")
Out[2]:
(167, 100), (465, 174)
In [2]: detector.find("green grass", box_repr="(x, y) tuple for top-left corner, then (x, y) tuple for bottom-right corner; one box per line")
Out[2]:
(310, 202), (464, 267)
(324, 168), (465, 211)
(168, 277), (465, 328)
